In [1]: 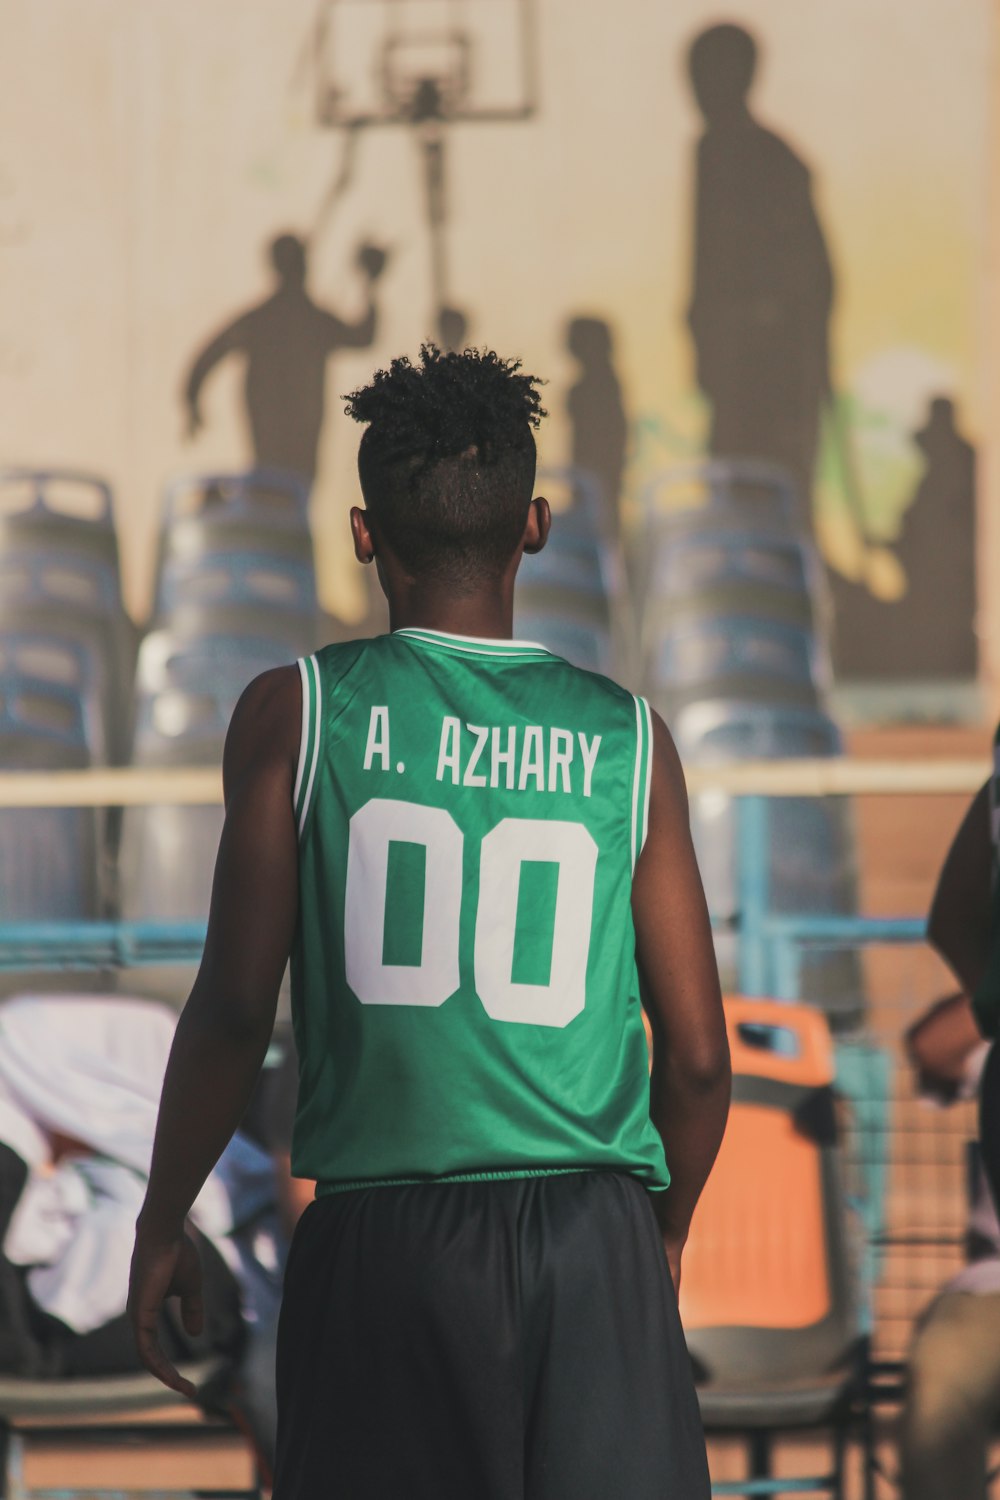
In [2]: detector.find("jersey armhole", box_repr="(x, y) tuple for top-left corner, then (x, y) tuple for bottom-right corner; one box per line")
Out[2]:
(293, 654), (322, 838)
(630, 694), (653, 872)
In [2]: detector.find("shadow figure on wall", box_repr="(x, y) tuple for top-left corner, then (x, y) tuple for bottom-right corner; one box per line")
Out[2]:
(183, 234), (387, 491)
(831, 396), (978, 680)
(437, 305), (469, 352)
(566, 316), (626, 535)
(686, 23), (834, 537)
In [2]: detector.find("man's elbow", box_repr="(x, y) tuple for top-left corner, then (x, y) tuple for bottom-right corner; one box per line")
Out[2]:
(669, 1035), (732, 1096)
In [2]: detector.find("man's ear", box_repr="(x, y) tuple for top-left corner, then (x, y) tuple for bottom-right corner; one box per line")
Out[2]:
(522, 496), (551, 556)
(350, 506), (376, 564)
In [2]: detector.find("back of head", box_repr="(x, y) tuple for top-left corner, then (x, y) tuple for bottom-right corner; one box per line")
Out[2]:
(688, 23), (757, 123)
(567, 316), (613, 367)
(270, 233), (308, 288)
(344, 344), (546, 590)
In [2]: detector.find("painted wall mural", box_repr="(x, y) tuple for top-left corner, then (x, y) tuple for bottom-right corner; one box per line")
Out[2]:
(0, 0), (990, 703)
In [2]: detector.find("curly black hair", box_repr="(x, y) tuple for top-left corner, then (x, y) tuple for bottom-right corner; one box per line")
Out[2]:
(343, 344), (546, 587)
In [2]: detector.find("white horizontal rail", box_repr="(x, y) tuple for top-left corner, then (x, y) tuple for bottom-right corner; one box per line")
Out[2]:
(0, 759), (988, 808)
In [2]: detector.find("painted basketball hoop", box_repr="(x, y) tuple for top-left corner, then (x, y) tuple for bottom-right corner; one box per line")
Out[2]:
(309, 0), (538, 128)
(303, 0), (539, 332)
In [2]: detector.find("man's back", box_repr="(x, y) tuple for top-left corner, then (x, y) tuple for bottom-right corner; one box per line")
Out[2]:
(291, 628), (667, 1195)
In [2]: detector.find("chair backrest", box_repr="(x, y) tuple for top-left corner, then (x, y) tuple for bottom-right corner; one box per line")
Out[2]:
(511, 609), (617, 676)
(155, 548), (318, 622)
(0, 470), (121, 604)
(637, 460), (798, 536)
(645, 527), (818, 603)
(646, 614), (825, 711)
(135, 619), (306, 694)
(671, 698), (843, 764)
(680, 998), (861, 1383)
(0, 602), (134, 765)
(161, 467), (311, 530)
(0, 631), (107, 764)
(0, 550), (121, 619)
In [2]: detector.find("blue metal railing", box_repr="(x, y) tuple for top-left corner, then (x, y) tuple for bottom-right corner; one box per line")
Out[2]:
(0, 792), (929, 975)
(0, 920), (207, 970)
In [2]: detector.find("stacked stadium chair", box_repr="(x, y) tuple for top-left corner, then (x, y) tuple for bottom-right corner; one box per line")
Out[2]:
(637, 460), (863, 1029)
(118, 469), (318, 923)
(0, 471), (136, 919)
(0, 471), (135, 766)
(515, 466), (630, 677)
(0, 675), (100, 921)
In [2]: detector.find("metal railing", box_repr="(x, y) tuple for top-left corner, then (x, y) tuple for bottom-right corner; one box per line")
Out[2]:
(0, 758), (987, 972)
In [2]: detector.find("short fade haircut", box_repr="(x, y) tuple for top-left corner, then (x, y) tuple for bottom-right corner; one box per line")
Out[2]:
(343, 343), (546, 588)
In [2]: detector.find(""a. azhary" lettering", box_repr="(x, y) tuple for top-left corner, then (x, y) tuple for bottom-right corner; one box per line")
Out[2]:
(436, 716), (601, 797)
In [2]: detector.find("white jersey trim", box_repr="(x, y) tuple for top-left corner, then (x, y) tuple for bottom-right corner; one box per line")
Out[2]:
(630, 695), (644, 872)
(639, 696), (654, 858)
(293, 657), (311, 817)
(393, 627), (552, 658)
(295, 654), (322, 837)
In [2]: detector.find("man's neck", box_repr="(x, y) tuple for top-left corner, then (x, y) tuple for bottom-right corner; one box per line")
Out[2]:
(387, 581), (515, 640)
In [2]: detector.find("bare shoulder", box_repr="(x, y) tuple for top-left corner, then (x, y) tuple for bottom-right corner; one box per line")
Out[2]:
(647, 706), (690, 823)
(223, 665), (301, 792)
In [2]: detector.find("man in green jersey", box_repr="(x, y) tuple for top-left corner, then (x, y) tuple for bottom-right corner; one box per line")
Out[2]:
(129, 345), (731, 1498)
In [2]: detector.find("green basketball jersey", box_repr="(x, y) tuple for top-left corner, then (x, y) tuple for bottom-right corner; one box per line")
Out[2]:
(289, 627), (669, 1194)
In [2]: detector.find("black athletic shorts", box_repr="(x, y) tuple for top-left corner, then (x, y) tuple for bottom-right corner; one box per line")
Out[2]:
(273, 1170), (709, 1500)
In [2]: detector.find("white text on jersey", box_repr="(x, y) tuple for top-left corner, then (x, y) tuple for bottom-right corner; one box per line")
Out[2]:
(435, 716), (601, 797)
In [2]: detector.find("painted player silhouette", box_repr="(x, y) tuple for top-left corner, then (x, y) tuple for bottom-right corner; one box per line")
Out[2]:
(183, 233), (387, 489)
(130, 346), (729, 1498)
(566, 315), (627, 534)
(687, 23), (834, 534)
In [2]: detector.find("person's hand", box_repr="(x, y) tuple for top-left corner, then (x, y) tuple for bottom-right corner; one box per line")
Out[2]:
(356, 242), (388, 281)
(663, 1233), (685, 1299)
(127, 1224), (204, 1400)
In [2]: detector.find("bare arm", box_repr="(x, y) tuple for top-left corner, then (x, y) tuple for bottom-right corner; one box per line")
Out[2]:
(905, 991), (984, 1103)
(928, 780), (992, 995)
(632, 711), (731, 1291)
(318, 244), (386, 353)
(128, 665), (301, 1395)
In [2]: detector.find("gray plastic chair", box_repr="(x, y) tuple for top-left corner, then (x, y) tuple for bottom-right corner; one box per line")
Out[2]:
(637, 459), (799, 537)
(129, 620), (307, 759)
(0, 676), (100, 919)
(155, 548), (318, 624)
(0, 552), (137, 762)
(513, 606), (617, 677)
(0, 632), (106, 765)
(119, 624), (303, 920)
(156, 470), (314, 597)
(647, 614), (826, 715)
(0, 469), (122, 605)
(638, 525), (827, 640)
(0, 1359), (261, 1498)
(672, 700), (863, 1029)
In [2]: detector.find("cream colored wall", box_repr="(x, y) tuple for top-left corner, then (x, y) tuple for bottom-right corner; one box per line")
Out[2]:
(0, 0), (993, 687)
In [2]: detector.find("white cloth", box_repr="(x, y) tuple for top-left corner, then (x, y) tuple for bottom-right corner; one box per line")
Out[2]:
(0, 993), (276, 1334)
